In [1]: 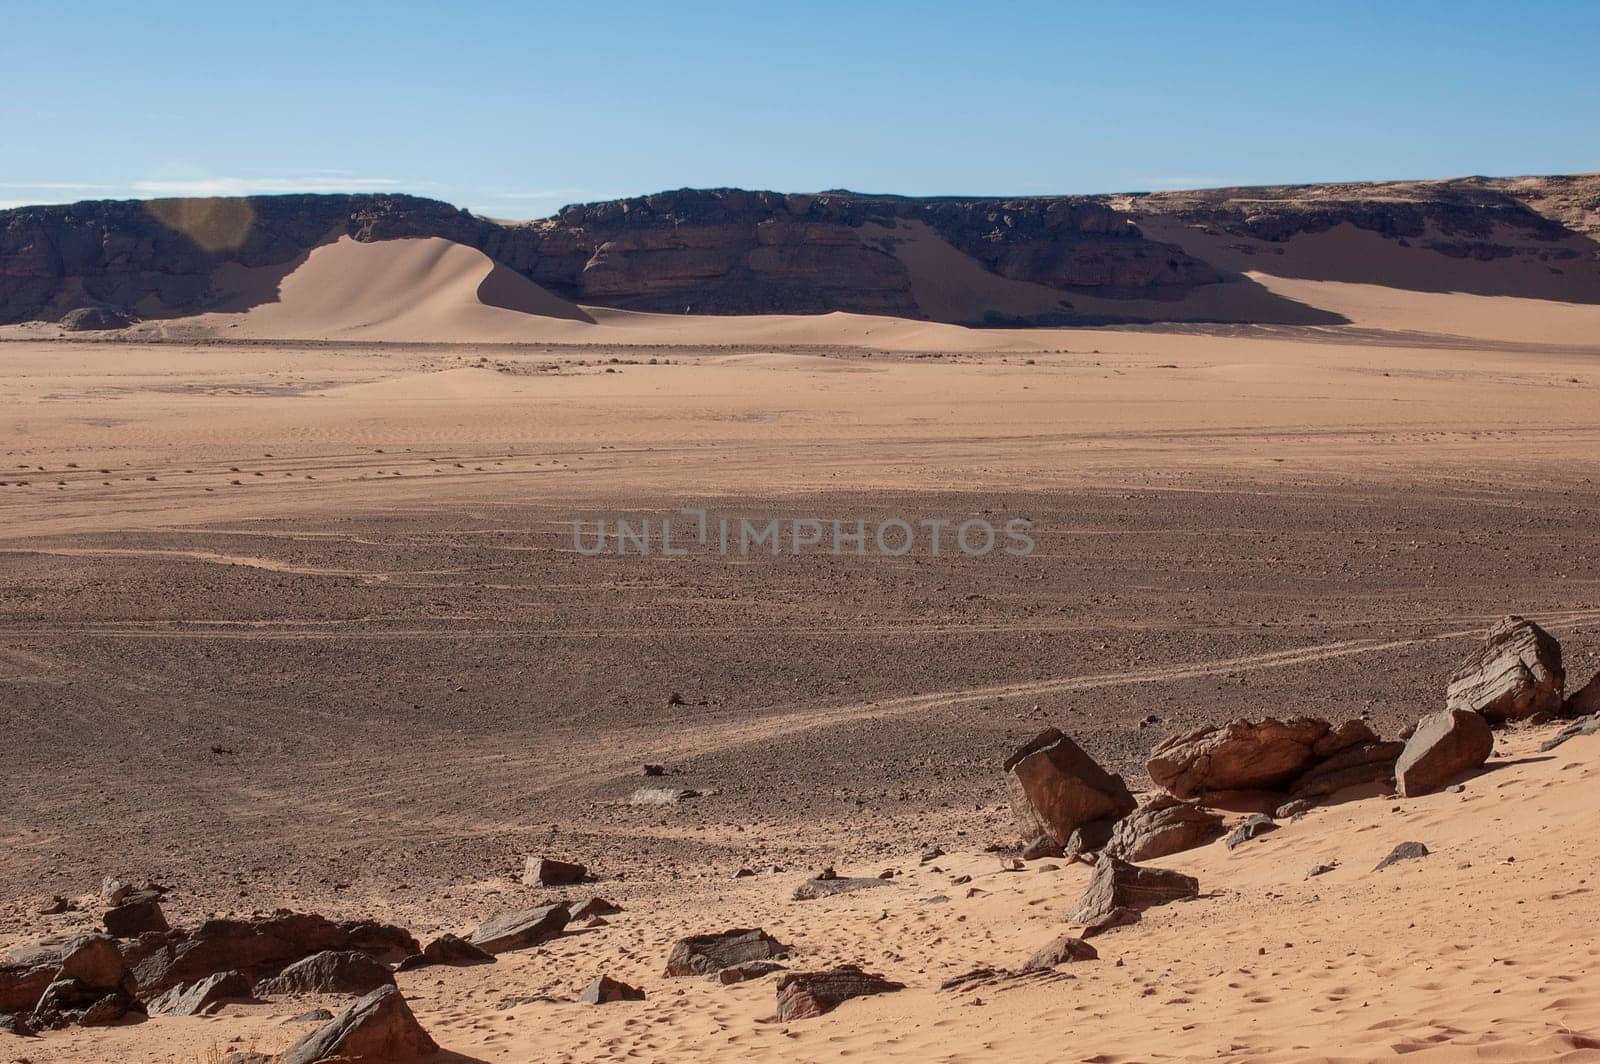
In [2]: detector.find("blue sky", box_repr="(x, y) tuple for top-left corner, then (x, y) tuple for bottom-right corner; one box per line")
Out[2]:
(4, 1), (1597, 218)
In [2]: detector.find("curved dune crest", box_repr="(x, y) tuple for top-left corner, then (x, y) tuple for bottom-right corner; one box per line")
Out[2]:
(223, 236), (593, 340)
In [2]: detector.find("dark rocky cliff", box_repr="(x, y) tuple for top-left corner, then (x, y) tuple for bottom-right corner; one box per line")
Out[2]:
(3, 175), (1597, 328)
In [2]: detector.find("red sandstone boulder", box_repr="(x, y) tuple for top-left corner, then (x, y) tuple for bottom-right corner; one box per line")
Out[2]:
(1003, 728), (1136, 847)
(1104, 796), (1225, 861)
(1147, 718), (1331, 799)
(774, 965), (904, 1020)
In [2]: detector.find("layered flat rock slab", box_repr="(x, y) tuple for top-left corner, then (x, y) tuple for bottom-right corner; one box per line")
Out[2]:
(713, 960), (787, 984)
(774, 964), (905, 1020)
(466, 904), (571, 954)
(1542, 713), (1600, 751)
(1446, 616), (1565, 722)
(1003, 728), (1136, 847)
(1148, 718), (1333, 798)
(256, 950), (396, 996)
(793, 876), (887, 901)
(147, 970), (252, 1016)
(664, 929), (787, 977)
(281, 985), (438, 1064)
(1396, 709), (1494, 796)
(1105, 796), (1225, 861)
(1067, 855), (1200, 925)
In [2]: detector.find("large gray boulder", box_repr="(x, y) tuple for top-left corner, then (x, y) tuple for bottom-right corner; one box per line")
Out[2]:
(1003, 728), (1136, 847)
(255, 950), (395, 996)
(1446, 617), (1564, 722)
(1395, 709), (1494, 797)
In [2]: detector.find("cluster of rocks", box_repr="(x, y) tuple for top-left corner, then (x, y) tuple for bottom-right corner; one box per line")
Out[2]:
(1009, 617), (1596, 873)
(998, 616), (1598, 950)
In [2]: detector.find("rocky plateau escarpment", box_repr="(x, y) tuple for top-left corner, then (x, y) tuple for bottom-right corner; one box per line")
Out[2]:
(2, 174), (1597, 328)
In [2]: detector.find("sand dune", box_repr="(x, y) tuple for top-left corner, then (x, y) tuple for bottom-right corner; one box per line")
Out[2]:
(205, 236), (593, 341)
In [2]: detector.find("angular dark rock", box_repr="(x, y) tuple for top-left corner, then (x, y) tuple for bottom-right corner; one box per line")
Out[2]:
(397, 934), (496, 972)
(0, 1010), (34, 1036)
(103, 894), (169, 938)
(1290, 741), (1404, 800)
(522, 856), (586, 887)
(1396, 709), (1494, 797)
(1, 933), (130, 1017)
(570, 897), (622, 921)
(118, 912), (417, 1000)
(664, 928), (786, 977)
(1105, 796), (1226, 861)
(1021, 934), (1098, 970)
(1541, 713), (1600, 751)
(1148, 718), (1332, 799)
(1275, 797), (1319, 819)
(1445, 616), (1565, 722)
(287, 1008), (335, 1023)
(1225, 814), (1278, 850)
(1003, 728), (1136, 848)
(576, 975), (645, 1004)
(1565, 673), (1600, 717)
(1067, 855), (1199, 925)
(30, 976), (140, 1030)
(1375, 842), (1430, 871)
(256, 950), (395, 997)
(281, 985), (438, 1064)
(147, 970), (253, 1017)
(466, 904), (571, 955)
(774, 964), (905, 1020)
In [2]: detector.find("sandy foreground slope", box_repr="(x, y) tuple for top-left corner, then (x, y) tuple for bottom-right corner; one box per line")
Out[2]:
(3, 231), (1600, 1062)
(17, 724), (1600, 1064)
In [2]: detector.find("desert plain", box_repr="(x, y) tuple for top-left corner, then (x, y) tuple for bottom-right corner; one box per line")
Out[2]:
(3, 196), (1600, 1062)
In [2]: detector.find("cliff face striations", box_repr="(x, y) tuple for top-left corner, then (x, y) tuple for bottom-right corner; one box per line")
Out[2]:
(3, 175), (1598, 328)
